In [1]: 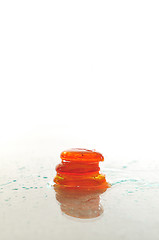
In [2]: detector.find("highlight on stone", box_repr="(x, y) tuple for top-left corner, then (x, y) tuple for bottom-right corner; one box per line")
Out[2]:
(54, 148), (110, 189)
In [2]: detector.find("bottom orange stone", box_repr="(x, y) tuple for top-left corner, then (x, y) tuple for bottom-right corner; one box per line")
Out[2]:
(54, 148), (110, 190)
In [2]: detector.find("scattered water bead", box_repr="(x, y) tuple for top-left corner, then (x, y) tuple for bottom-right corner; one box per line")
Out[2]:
(54, 148), (110, 189)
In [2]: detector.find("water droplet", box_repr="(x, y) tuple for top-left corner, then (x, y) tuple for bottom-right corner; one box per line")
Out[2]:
(122, 166), (127, 169)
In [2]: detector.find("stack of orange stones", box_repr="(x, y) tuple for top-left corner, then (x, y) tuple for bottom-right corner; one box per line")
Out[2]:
(54, 148), (110, 189)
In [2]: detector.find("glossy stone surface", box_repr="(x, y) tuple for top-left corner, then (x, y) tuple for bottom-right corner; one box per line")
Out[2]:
(60, 148), (104, 162)
(54, 148), (110, 189)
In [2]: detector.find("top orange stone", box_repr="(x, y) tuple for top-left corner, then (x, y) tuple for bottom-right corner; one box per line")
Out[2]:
(60, 148), (104, 162)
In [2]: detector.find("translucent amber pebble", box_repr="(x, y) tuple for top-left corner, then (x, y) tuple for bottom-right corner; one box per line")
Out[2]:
(54, 148), (110, 189)
(60, 148), (104, 162)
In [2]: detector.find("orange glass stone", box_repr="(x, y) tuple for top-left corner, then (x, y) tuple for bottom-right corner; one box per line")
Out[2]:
(60, 148), (104, 162)
(54, 148), (110, 189)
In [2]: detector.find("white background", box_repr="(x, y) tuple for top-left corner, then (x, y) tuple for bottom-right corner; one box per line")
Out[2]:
(0, 0), (159, 161)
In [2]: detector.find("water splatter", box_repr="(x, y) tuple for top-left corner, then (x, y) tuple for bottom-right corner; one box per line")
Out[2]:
(122, 166), (127, 169)
(22, 187), (29, 190)
(19, 167), (26, 170)
(5, 198), (11, 201)
(12, 188), (18, 190)
(112, 179), (138, 186)
(13, 180), (17, 182)
(43, 177), (48, 179)
(0, 181), (12, 187)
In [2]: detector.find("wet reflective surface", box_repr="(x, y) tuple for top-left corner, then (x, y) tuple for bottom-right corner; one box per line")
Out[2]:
(1, 139), (159, 240)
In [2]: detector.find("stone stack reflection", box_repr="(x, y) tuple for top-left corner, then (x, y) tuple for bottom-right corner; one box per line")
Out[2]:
(54, 148), (110, 219)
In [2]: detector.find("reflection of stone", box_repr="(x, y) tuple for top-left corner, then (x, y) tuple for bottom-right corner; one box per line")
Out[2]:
(53, 149), (110, 218)
(54, 185), (107, 219)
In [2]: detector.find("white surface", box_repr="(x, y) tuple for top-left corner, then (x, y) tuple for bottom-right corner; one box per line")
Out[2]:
(1, 136), (159, 240)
